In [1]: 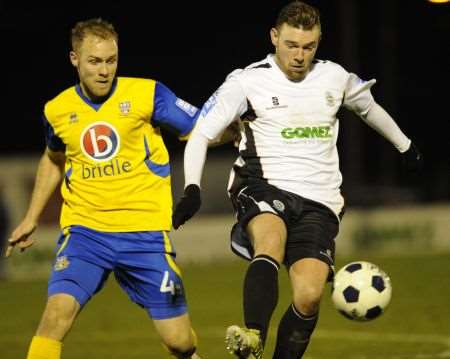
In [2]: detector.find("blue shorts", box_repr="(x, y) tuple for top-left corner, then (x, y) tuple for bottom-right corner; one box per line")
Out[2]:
(48, 225), (187, 320)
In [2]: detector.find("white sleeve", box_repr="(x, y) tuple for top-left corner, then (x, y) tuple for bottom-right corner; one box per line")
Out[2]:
(183, 69), (247, 187)
(344, 73), (411, 152)
(360, 102), (411, 153)
(184, 130), (209, 187)
(196, 69), (248, 141)
(343, 73), (377, 116)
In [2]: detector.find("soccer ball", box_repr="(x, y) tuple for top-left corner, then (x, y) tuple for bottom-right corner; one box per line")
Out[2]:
(331, 261), (392, 321)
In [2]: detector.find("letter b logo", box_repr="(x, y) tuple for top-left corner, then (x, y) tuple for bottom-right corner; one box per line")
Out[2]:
(80, 122), (120, 162)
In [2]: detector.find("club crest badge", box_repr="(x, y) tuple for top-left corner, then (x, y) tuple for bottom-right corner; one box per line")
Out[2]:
(69, 113), (79, 124)
(54, 256), (70, 271)
(325, 91), (335, 107)
(119, 101), (131, 115)
(272, 200), (285, 212)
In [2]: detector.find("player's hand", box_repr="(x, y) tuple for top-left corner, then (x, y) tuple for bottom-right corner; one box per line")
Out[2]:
(4, 220), (37, 258)
(401, 142), (424, 173)
(172, 184), (201, 229)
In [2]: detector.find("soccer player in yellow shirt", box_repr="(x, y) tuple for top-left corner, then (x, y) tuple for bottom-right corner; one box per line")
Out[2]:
(6, 18), (203, 359)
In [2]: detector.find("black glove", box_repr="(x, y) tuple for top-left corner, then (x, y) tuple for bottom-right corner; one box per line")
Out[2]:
(401, 142), (424, 173)
(172, 184), (201, 229)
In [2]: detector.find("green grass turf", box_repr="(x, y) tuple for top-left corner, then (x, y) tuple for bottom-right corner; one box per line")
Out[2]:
(1, 253), (449, 358)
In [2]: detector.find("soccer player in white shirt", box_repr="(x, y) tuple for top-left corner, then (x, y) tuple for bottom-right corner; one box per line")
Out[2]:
(173, 1), (423, 358)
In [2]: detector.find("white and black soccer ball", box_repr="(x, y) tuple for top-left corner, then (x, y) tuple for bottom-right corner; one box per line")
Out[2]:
(331, 261), (392, 321)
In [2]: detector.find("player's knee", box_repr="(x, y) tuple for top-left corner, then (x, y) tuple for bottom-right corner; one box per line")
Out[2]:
(37, 294), (79, 338)
(293, 286), (323, 315)
(164, 336), (196, 358)
(163, 330), (196, 358)
(253, 236), (285, 263)
(37, 312), (74, 338)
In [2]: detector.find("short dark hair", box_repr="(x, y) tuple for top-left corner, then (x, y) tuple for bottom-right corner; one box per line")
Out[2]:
(275, 1), (321, 31)
(71, 18), (118, 52)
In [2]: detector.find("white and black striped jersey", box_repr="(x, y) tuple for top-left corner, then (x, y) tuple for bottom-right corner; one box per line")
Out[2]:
(196, 54), (399, 217)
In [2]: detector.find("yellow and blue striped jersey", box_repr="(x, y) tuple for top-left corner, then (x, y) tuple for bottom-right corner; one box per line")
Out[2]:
(43, 77), (198, 232)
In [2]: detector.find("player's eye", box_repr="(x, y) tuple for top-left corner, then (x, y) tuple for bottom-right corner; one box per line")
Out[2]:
(304, 43), (317, 51)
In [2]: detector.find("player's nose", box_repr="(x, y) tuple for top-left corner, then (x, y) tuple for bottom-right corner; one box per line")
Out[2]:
(294, 49), (305, 62)
(98, 63), (109, 76)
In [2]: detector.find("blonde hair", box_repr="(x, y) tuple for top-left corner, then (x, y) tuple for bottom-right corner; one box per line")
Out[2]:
(71, 18), (118, 52)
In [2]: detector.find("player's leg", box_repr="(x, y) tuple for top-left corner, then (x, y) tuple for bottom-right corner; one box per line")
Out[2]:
(244, 212), (286, 341)
(27, 227), (113, 359)
(153, 313), (199, 358)
(113, 231), (200, 358)
(272, 199), (339, 359)
(36, 293), (81, 340)
(27, 294), (81, 359)
(272, 258), (328, 359)
(226, 180), (290, 358)
(226, 213), (286, 359)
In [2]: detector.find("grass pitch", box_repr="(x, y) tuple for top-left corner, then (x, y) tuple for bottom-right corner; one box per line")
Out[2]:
(1, 253), (449, 358)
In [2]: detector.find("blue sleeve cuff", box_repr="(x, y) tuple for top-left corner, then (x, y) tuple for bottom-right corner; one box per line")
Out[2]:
(42, 115), (65, 152)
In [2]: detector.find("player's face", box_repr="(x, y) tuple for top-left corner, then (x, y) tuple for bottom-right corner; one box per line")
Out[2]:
(270, 23), (321, 81)
(70, 35), (118, 101)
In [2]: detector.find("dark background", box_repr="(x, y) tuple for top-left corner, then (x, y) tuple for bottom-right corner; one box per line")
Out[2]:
(0, 0), (449, 207)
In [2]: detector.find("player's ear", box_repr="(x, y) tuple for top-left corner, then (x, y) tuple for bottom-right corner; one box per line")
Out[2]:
(270, 27), (279, 47)
(69, 51), (79, 68)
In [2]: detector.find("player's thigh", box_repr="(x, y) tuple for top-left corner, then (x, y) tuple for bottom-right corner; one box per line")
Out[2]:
(114, 234), (188, 320)
(36, 293), (81, 340)
(49, 229), (113, 307)
(285, 199), (339, 275)
(153, 313), (195, 349)
(247, 213), (287, 262)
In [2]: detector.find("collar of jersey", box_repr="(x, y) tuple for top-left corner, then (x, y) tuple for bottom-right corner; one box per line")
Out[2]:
(75, 78), (118, 111)
(267, 54), (286, 80)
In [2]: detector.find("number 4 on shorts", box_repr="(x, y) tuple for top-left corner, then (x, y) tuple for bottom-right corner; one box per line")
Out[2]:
(160, 270), (175, 295)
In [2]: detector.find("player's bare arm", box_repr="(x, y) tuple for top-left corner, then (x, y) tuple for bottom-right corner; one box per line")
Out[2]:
(5, 148), (65, 257)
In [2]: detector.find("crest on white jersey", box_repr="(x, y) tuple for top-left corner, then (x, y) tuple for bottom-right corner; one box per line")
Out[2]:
(272, 200), (285, 212)
(325, 91), (335, 107)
